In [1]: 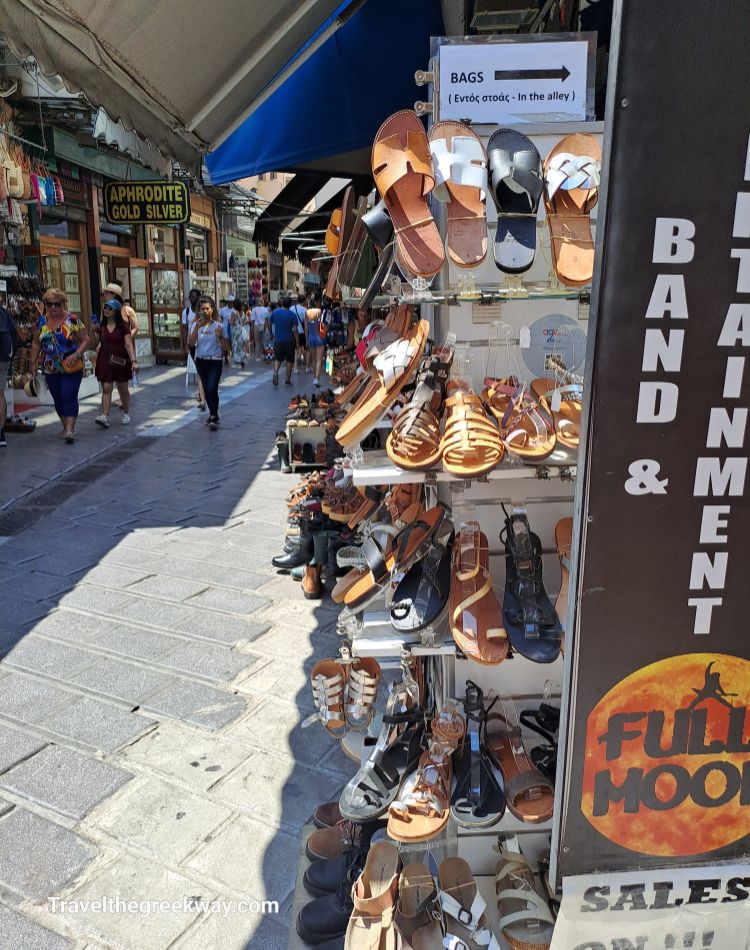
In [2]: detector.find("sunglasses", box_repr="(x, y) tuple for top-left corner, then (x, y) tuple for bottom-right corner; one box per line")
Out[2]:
(44, 301), (63, 308)
(103, 305), (114, 311)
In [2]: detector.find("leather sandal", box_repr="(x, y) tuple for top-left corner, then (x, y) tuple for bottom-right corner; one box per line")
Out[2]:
(439, 857), (500, 949)
(386, 349), (453, 471)
(303, 660), (348, 738)
(544, 133), (601, 287)
(495, 849), (555, 950)
(488, 128), (543, 274)
(449, 522), (508, 664)
(394, 863), (444, 948)
(429, 120), (489, 268)
(346, 658), (381, 731)
(390, 520), (454, 634)
(441, 383), (504, 478)
(501, 509), (562, 663)
(372, 109), (444, 279)
(387, 706), (465, 842)
(482, 380), (556, 461)
(345, 842), (400, 950)
(339, 684), (425, 821)
(485, 707), (554, 824)
(451, 681), (505, 828)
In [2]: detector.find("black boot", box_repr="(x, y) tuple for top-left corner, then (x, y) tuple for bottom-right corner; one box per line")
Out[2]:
(276, 434), (291, 473)
(326, 531), (342, 579)
(311, 531), (329, 573)
(296, 858), (356, 945)
(272, 530), (313, 569)
(303, 821), (381, 896)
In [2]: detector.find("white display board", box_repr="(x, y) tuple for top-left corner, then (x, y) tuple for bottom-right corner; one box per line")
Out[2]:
(439, 36), (592, 124)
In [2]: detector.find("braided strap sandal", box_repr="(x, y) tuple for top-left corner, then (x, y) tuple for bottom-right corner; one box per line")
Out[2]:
(483, 382), (555, 461)
(495, 850), (555, 950)
(302, 659), (348, 737)
(439, 857), (501, 950)
(386, 351), (453, 471)
(346, 658), (381, 731)
(441, 385), (504, 478)
(387, 706), (465, 842)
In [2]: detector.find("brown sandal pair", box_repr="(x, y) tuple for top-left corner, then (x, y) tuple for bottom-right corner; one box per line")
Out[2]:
(304, 657), (381, 737)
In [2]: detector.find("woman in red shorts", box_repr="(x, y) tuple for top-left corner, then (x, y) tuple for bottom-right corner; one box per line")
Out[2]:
(91, 299), (138, 428)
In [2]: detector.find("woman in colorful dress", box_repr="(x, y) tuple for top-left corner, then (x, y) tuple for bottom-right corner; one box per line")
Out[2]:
(230, 299), (248, 368)
(90, 299), (138, 428)
(29, 288), (90, 444)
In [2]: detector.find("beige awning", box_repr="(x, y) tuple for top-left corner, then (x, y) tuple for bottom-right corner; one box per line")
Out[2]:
(0, 0), (348, 171)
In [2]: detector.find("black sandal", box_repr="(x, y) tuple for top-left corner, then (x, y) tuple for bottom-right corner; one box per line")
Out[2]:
(390, 520), (455, 633)
(519, 701), (559, 783)
(450, 681), (505, 828)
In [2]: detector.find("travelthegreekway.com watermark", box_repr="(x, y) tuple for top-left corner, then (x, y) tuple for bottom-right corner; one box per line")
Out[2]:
(48, 896), (279, 919)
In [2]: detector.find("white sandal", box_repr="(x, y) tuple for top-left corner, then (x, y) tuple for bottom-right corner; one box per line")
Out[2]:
(438, 856), (501, 949)
(495, 849), (555, 950)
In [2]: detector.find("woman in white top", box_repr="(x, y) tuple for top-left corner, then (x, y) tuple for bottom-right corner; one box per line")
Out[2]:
(250, 300), (270, 360)
(188, 296), (229, 431)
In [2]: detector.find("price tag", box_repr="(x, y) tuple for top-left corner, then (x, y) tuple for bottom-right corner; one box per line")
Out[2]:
(551, 389), (562, 412)
(520, 325), (531, 348)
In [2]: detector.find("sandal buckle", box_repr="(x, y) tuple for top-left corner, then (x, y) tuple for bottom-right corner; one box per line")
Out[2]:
(456, 906), (474, 926)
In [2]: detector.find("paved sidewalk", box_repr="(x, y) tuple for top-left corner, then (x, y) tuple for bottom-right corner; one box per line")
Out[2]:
(0, 361), (349, 948)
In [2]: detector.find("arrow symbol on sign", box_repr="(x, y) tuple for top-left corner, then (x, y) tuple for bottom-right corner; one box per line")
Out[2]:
(494, 66), (571, 82)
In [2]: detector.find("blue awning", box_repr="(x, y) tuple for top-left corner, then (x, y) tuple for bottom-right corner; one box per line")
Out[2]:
(206, 0), (444, 184)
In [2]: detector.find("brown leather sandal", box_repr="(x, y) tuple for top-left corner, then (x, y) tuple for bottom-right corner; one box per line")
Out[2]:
(441, 384), (504, 478)
(345, 841), (400, 950)
(386, 350), (453, 471)
(485, 710), (554, 823)
(394, 863), (443, 948)
(304, 659), (348, 738)
(449, 522), (508, 664)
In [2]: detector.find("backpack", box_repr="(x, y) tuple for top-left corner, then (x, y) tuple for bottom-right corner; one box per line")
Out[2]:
(0, 308), (16, 361)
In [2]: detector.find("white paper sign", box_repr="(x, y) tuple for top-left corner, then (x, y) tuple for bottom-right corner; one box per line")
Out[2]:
(551, 866), (750, 950)
(439, 39), (589, 124)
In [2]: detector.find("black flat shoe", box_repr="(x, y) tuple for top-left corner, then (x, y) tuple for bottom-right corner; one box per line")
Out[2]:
(296, 878), (353, 946)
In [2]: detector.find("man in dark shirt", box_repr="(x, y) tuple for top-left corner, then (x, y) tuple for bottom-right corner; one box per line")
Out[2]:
(0, 302), (18, 447)
(269, 296), (299, 386)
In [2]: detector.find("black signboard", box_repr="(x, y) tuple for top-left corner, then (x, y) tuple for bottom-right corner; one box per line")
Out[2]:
(103, 180), (190, 225)
(559, 0), (750, 875)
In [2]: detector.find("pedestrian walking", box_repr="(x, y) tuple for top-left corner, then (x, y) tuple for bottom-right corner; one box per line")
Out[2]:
(91, 299), (138, 428)
(219, 296), (235, 366)
(30, 288), (91, 444)
(306, 301), (327, 387)
(250, 298), (269, 360)
(103, 282), (139, 342)
(182, 288), (206, 410)
(230, 299), (248, 367)
(290, 294), (308, 374)
(0, 299), (18, 448)
(269, 295), (299, 387)
(188, 296), (230, 430)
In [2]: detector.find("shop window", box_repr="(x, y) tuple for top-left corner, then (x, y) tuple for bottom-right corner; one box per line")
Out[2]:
(42, 250), (82, 317)
(147, 226), (178, 264)
(37, 219), (78, 240)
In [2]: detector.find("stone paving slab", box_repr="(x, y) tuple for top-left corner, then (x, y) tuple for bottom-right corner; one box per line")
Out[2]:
(174, 907), (288, 950)
(57, 853), (207, 949)
(0, 904), (72, 950)
(40, 699), (155, 753)
(113, 723), (251, 793)
(128, 575), (210, 602)
(185, 587), (271, 615)
(88, 776), (232, 864)
(157, 642), (262, 682)
(0, 746), (132, 821)
(71, 660), (174, 704)
(0, 673), (77, 723)
(226, 698), (338, 767)
(0, 809), (95, 901)
(90, 624), (181, 660)
(0, 726), (46, 775)
(141, 681), (250, 731)
(168, 609), (271, 645)
(186, 814), (297, 905)
(4, 637), (100, 679)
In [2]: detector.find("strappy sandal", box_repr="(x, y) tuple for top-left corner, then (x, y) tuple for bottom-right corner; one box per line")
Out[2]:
(495, 849), (555, 950)
(394, 863), (443, 948)
(501, 509), (562, 663)
(346, 658), (381, 731)
(439, 857), (501, 949)
(449, 522), (507, 664)
(441, 383), (504, 478)
(325, 185), (355, 299)
(483, 381), (556, 461)
(332, 504), (448, 609)
(485, 705), (555, 823)
(337, 316), (430, 448)
(519, 701), (559, 784)
(390, 520), (454, 634)
(544, 133), (601, 287)
(387, 706), (465, 842)
(303, 659), (348, 738)
(451, 681), (505, 828)
(339, 686), (425, 821)
(345, 842), (400, 950)
(531, 357), (583, 452)
(386, 350), (453, 471)
(348, 485), (386, 529)
(429, 120), (488, 268)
